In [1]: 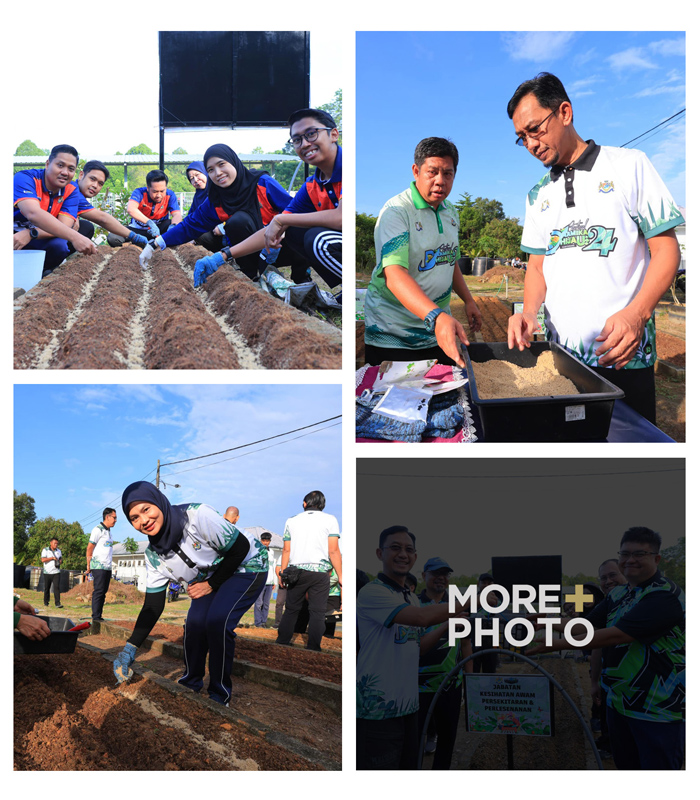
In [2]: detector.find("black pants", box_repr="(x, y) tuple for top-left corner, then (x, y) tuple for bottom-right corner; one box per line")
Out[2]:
(356, 713), (420, 770)
(590, 364), (656, 424)
(66, 217), (96, 256)
(418, 683), (462, 770)
(364, 342), (458, 368)
(43, 572), (61, 605)
(276, 569), (330, 651)
(91, 569), (112, 619)
(282, 225), (342, 288)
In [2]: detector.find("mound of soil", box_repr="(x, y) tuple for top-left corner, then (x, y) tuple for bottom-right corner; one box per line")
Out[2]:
(15, 648), (321, 770)
(478, 266), (526, 284)
(64, 581), (144, 604)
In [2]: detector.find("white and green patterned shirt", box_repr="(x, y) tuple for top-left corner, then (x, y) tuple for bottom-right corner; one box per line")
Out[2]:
(521, 142), (684, 369)
(144, 504), (267, 593)
(364, 183), (460, 351)
(283, 509), (340, 572)
(357, 576), (423, 720)
(89, 523), (113, 570)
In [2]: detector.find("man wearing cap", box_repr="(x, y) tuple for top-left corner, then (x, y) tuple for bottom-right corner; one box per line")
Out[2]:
(418, 557), (472, 770)
(253, 532), (277, 627)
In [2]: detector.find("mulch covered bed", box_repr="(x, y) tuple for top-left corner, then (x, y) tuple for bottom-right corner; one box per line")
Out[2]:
(14, 647), (321, 771)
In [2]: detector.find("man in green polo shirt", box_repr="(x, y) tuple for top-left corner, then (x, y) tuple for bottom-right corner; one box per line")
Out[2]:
(363, 137), (482, 367)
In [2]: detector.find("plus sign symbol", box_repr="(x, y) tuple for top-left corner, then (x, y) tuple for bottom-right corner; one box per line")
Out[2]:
(564, 585), (594, 613)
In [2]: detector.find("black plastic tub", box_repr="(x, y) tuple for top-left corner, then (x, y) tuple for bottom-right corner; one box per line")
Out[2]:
(14, 616), (81, 655)
(464, 342), (625, 442)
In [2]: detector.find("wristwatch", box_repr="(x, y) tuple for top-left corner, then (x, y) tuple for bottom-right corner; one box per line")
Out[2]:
(29, 227), (39, 240)
(423, 308), (445, 333)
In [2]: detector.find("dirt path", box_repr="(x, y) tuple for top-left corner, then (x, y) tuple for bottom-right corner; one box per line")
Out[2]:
(15, 244), (341, 370)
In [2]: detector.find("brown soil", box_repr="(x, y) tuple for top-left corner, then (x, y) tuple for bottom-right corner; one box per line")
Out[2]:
(656, 331), (685, 367)
(107, 620), (341, 685)
(14, 244), (341, 370)
(178, 244), (342, 370)
(14, 647), (325, 770)
(477, 266), (526, 285)
(64, 581), (144, 604)
(471, 351), (579, 399)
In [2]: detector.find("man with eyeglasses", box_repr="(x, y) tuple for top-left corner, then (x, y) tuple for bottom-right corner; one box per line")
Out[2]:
(529, 526), (684, 769)
(212, 108), (342, 291)
(506, 73), (683, 424)
(363, 136), (481, 368)
(86, 508), (117, 622)
(357, 526), (467, 769)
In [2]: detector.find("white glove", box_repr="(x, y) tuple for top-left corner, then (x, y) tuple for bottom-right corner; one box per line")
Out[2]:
(139, 244), (155, 270)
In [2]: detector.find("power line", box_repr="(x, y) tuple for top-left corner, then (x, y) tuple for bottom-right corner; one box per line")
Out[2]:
(76, 467), (157, 528)
(159, 415), (342, 467)
(620, 108), (685, 148)
(160, 421), (342, 478)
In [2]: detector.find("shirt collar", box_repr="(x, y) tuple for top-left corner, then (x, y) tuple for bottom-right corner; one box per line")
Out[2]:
(314, 145), (342, 185)
(418, 588), (447, 605)
(550, 139), (600, 182)
(378, 572), (413, 602)
(410, 181), (447, 211)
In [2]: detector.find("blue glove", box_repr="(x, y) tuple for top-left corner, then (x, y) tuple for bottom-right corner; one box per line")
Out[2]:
(113, 642), (138, 684)
(147, 220), (160, 238)
(127, 231), (149, 248)
(193, 251), (226, 288)
(260, 246), (280, 265)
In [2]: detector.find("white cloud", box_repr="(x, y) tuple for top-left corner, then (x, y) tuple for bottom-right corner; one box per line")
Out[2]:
(501, 32), (577, 62)
(608, 47), (659, 71)
(649, 38), (685, 58)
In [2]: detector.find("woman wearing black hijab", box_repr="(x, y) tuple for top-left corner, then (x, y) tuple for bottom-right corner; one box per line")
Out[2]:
(140, 144), (302, 281)
(112, 481), (268, 706)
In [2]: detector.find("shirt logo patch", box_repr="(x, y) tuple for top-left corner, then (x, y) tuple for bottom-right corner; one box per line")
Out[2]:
(546, 219), (618, 258)
(450, 217), (457, 227)
(599, 180), (614, 194)
(192, 542), (202, 551)
(415, 221), (423, 231)
(541, 199), (550, 212)
(418, 242), (459, 271)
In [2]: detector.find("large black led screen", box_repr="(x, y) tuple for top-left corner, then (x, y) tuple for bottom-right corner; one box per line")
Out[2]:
(159, 31), (310, 128)
(491, 555), (563, 594)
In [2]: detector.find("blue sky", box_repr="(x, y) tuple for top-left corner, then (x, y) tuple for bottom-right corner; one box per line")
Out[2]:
(357, 31), (685, 221)
(14, 384), (342, 542)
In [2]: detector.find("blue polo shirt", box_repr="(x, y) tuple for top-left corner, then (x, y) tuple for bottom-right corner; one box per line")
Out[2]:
(129, 186), (180, 231)
(14, 168), (80, 229)
(284, 146), (342, 215)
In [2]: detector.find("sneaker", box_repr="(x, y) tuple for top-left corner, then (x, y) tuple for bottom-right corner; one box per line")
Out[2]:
(55, 604), (64, 609)
(424, 734), (437, 755)
(107, 233), (125, 247)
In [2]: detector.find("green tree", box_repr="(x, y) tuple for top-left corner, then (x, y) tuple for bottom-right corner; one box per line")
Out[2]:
(479, 217), (524, 259)
(319, 88), (342, 132)
(18, 517), (90, 570)
(15, 139), (47, 156)
(356, 212), (377, 275)
(123, 537), (140, 554)
(126, 143), (156, 155)
(172, 147), (188, 155)
(14, 491), (37, 560)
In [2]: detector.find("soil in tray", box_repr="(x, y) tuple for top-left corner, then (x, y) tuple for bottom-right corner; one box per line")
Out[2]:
(108, 620), (341, 685)
(14, 647), (324, 771)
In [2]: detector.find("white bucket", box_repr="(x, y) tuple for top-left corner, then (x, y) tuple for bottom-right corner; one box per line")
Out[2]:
(14, 249), (46, 292)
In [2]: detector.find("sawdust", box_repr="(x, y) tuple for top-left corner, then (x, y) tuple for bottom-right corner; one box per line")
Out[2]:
(472, 351), (579, 399)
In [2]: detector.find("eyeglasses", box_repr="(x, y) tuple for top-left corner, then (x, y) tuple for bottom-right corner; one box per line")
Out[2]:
(618, 550), (659, 560)
(516, 109), (556, 147)
(288, 127), (333, 147)
(382, 545), (416, 555)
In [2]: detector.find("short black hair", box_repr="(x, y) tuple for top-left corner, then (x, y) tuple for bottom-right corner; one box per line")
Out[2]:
(50, 537), (59, 543)
(507, 72), (571, 120)
(48, 144), (79, 164)
(378, 525), (416, 549)
(83, 160), (110, 181)
(598, 558), (620, 571)
(303, 490), (326, 511)
(620, 526), (662, 553)
(261, 532), (272, 540)
(103, 507), (116, 520)
(414, 137), (459, 173)
(146, 169), (168, 186)
(478, 573), (494, 583)
(288, 107), (337, 132)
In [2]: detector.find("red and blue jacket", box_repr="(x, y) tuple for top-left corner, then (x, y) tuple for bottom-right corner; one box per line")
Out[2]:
(129, 186), (180, 231)
(13, 168), (80, 228)
(161, 173), (292, 248)
(283, 146), (342, 215)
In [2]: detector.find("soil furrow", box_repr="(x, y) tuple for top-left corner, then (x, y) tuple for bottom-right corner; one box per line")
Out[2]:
(142, 248), (241, 369)
(50, 247), (145, 369)
(14, 248), (114, 369)
(177, 244), (342, 370)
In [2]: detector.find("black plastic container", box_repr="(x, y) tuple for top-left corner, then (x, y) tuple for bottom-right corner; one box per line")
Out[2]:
(14, 615), (82, 655)
(464, 342), (624, 442)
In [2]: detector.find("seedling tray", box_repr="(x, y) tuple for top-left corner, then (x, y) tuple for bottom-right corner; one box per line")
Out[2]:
(464, 342), (624, 442)
(14, 615), (81, 655)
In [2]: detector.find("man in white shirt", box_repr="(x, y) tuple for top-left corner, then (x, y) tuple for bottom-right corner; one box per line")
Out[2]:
(254, 532), (278, 627)
(86, 508), (117, 621)
(276, 491), (342, 651)
(41, 537), (63, 608)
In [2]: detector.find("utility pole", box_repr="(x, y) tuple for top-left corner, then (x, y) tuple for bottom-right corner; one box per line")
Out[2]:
(156, 459), (160, 489)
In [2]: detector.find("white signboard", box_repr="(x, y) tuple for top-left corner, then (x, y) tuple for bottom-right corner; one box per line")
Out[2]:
(465, 673), (553, 736)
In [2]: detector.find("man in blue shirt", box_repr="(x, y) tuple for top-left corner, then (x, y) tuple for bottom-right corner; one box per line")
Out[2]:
(108, 169), (182, 246)
(14, 144), (97, 275)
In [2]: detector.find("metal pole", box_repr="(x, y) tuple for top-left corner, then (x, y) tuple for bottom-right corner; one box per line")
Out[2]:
(156, 459), (160, 489)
